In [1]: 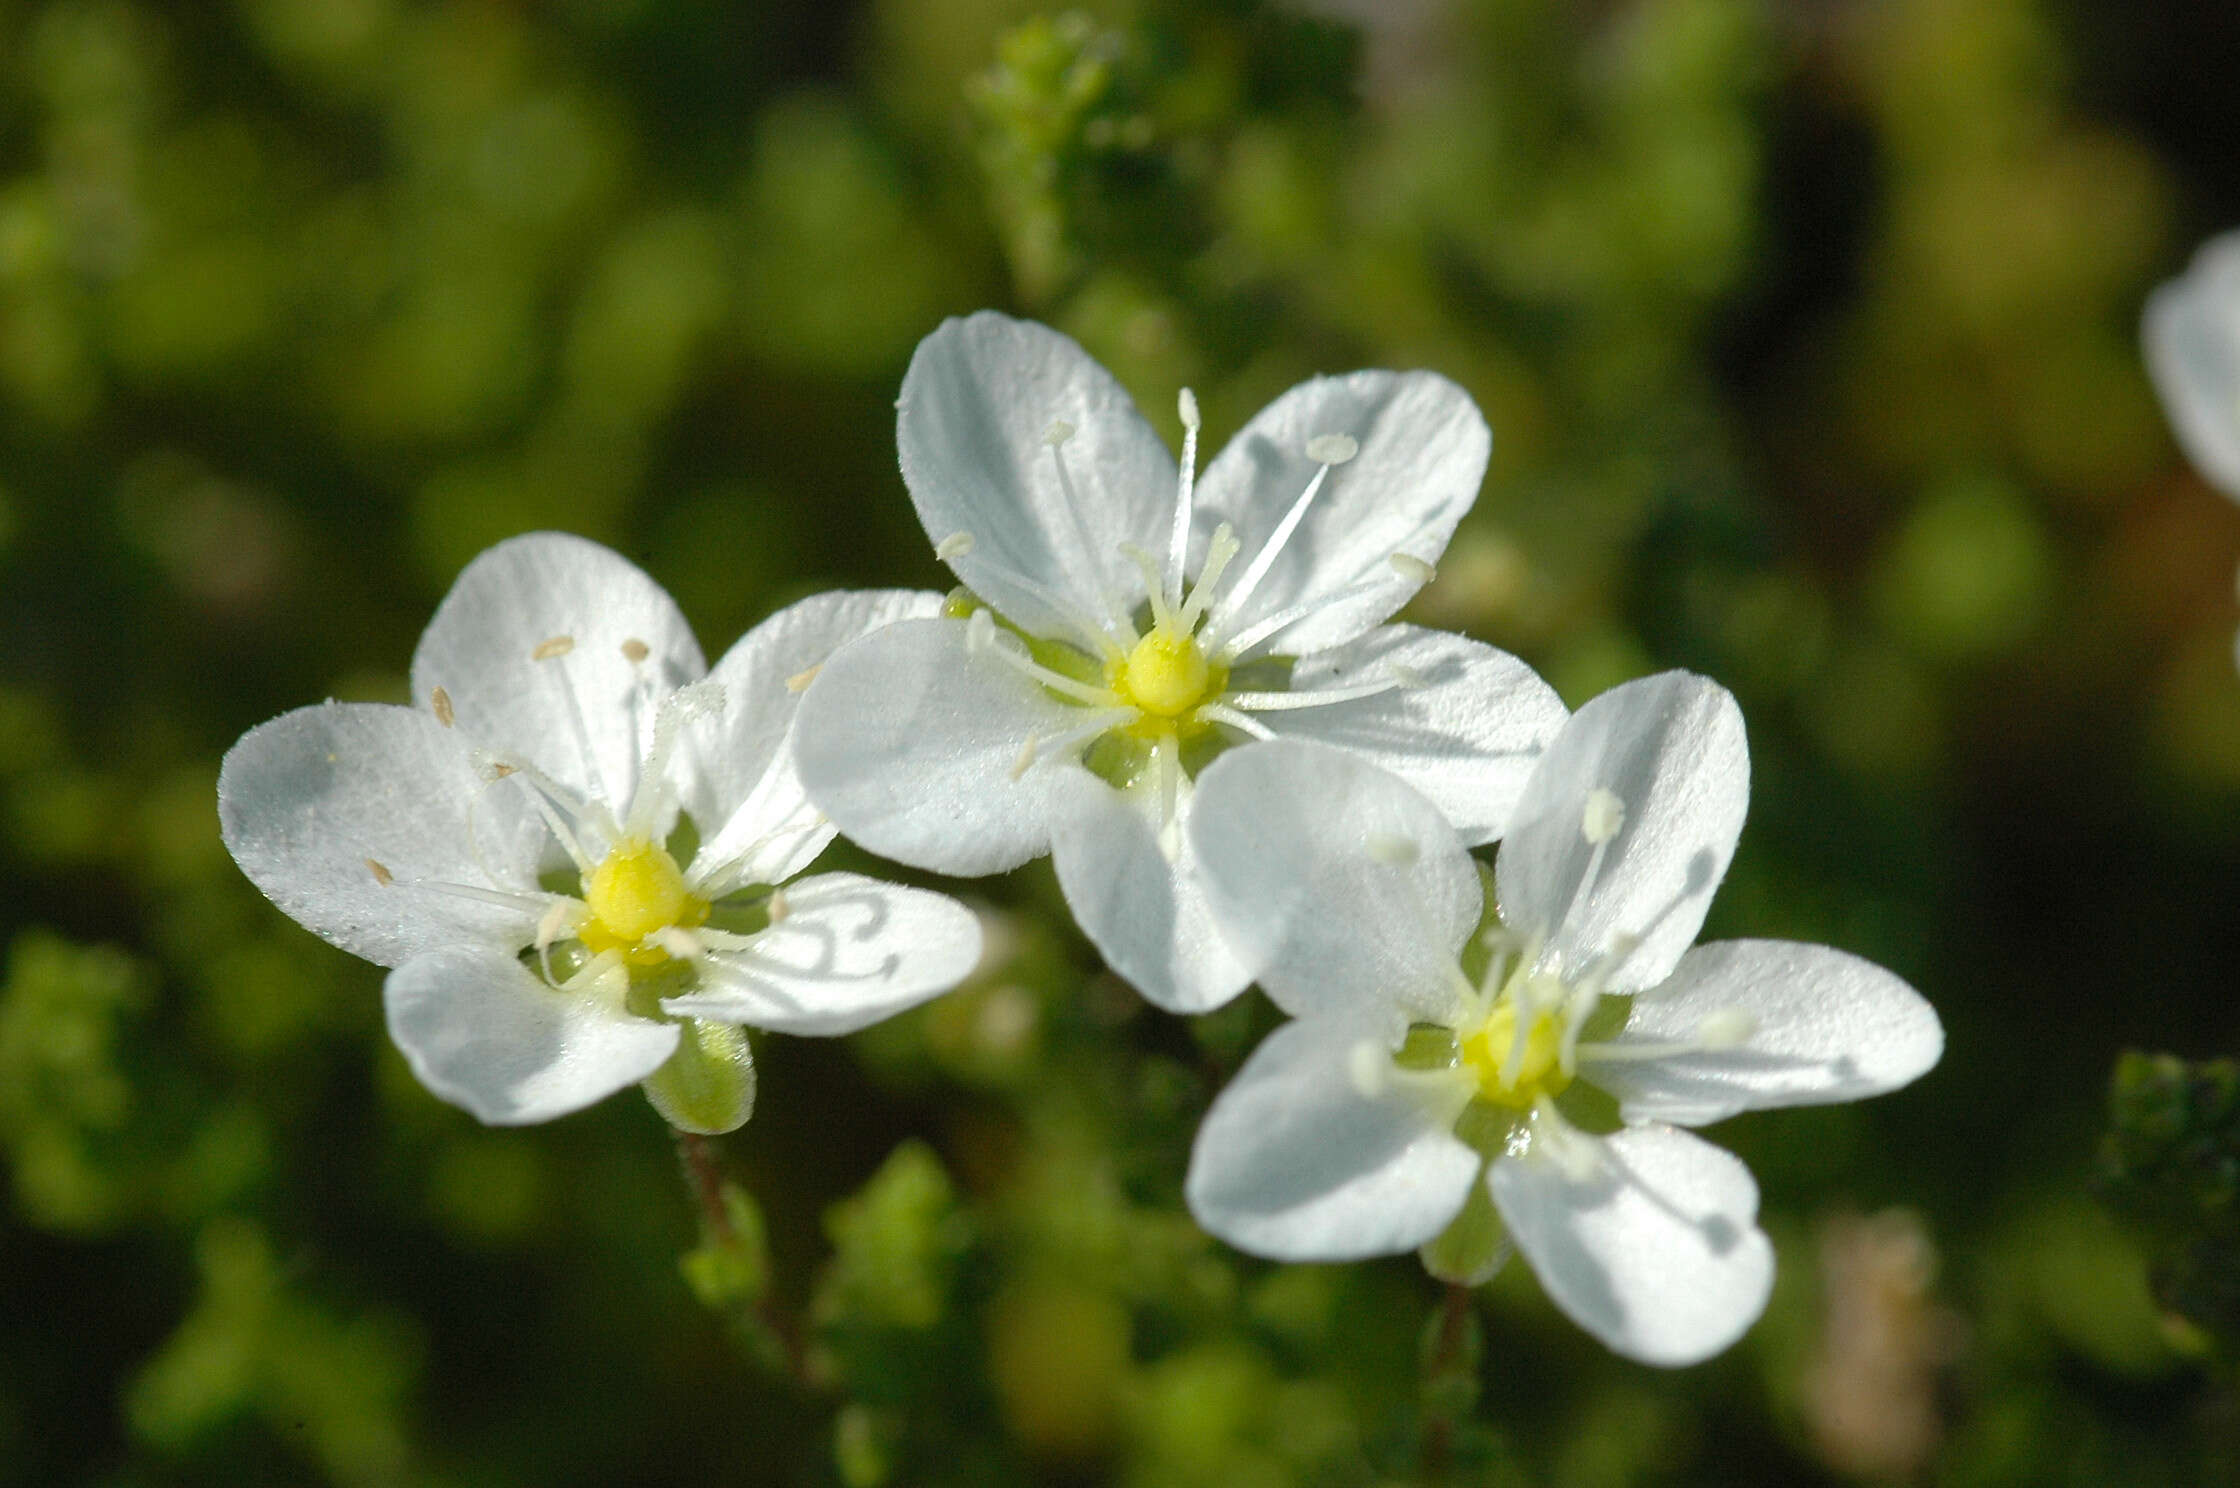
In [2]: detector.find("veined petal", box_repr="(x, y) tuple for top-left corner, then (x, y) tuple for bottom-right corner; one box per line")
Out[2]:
(1045, 770), (1252, 1014)
(659, 873), (983, 1036)
(1266, 624), (1568, 844)
(1190, 741), (1478, 1029)
(219, 702), (548, 968)
(1590, 939), (1943, 1126)
(410, 531), (706, 807)
(1495, 671), (1747, 992)
(793, 617), (1084, 876)
(2144, 228), (2240, 500)
(686, 588), (946, 885)
(385, 947), (680, 1125)
(1489, 1123), (1775, 1367)
(1186, 1016), (1480, 1262)
(1196, 370), (1487, 655)
(899, 312), (1174, 632)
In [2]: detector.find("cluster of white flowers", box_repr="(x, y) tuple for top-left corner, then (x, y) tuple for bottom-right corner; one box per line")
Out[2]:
(222, 311), (1944, 1368)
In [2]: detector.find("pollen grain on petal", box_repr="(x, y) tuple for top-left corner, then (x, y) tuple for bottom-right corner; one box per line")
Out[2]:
(1306, 433), (1359, 465)
(365, 858), (394, 885)
(621, 638), (650, 664)
(532, 635), (576, 661)
(429, 686), (455, 727)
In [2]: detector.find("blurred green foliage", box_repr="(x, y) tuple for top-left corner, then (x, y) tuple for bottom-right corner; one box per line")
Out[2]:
(2100, 1052), (2240, 1358)
(3, 0), (2239, 1483)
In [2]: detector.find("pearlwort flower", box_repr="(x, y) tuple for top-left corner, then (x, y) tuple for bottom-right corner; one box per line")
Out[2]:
(2145, 227), (2240, 502)
(1182, 673), (1943, 1366)
(219, 532), (982, 1131)
(794, 312), (1565, 1012)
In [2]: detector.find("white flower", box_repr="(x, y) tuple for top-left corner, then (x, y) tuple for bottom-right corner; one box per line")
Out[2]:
(1182, 672), (1944, 1366)
(2145, 227), (2240, 502)
(218, 532), (983, 1131)
(793, 311), (1566, 1012)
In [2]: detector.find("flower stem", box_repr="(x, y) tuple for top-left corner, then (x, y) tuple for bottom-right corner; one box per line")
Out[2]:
(1420, 1282), (1479, 1482)
(672, 1128), (812, 1384)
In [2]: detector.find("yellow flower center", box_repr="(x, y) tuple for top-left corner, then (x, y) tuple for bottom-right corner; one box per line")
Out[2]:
(580, 838), (708, 967)
(1108, 624), (1222, 729)
(1459, 1000), (1571, 1109)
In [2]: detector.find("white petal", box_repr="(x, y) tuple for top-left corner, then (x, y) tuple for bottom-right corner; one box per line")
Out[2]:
(219, 702), (549, 968)
(792, 617), (1083, 876)
(899, 312), (1174, 632)
(659, 873), (983, 1035)
(1262, 624), (1568, 844)
(385, 947), (680, 1125)
(685, 588), (946, 886)
(1490, 1123), (1775, 1367)
(1045, 770), (1252, 1014)
(409, 531), (706, 806)
(2144, 229), (2240, 500)
(1189, 740), (1478, 1028)
(1588, 939), (1944, 1126)
(1196, 370), (1487, 656)
(1186, 1017), (1480, 1262)
(1495, 671), (1748, 991)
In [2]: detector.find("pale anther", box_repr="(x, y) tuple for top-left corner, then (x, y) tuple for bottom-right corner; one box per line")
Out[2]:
(532, 635), (575, 661)
(621, 638), (650, 664)
(430, 686), (454, 727)
(935, 531), (975, 561)
(1348, 1039), (1390, 1098)
(767, 887), (790, 924)
(1366, 831), (1419, 866)
(784, 665), (821, 693)
(1696, 1007), (1758, 1049)
(1011, 732), (1040, 780)
(1043, 419), (1076, 447)
(366, 857), (393, 885)
(1389, 552), (1436, 585)
(1389, 662), (1427, 690)
(1178, 387), (1201, 431)
(1306, 433), (1358, 465)
(1582, 787), (1626, 846)
(487, 762), (518, 779)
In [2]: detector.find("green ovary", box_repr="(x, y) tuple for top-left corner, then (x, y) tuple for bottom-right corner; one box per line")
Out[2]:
(1459, 1001), (1570, 1109)
(580, 838), (708, 967)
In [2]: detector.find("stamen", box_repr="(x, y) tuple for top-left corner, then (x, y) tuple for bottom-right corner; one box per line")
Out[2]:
(1305, 433), (1359, 466)
(1166, 388), (1201, 608)
(406, 878), (558, 914)
(1530, 1096), (1603, 1181)
(1153, 734), (1183, 862)
(1207, 453), (1340, 632)
(1223, 676), (1405, 711)
(1011, 732), (1040, 780)
(1213, 565), (1394, 660)
(766, 887), (790, 924)
(654, 926), (706, 961)
(1044, 424), (1126, 628)
(621, 638), (650, 664)
(534, 899), (577, 986)
(365, 858), (393, 885)
(1175, 524), (1240, 634)
(967, 612), (1126, 707)
(785, 665), (820, 693)
(623, 681), (723, 840)
(955, 549), (1130, 659)
(1583, 788), (1626, 846)
(1366, 832), (1418, 866)
(536, 646), (610, 807)
(1196, 703), (1275, 740)
(1349, 1039), (1390, 1098)
(430, 687), (454, 727)
(935, 531), (976, 561)
(1120, 543), (1177, 630)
